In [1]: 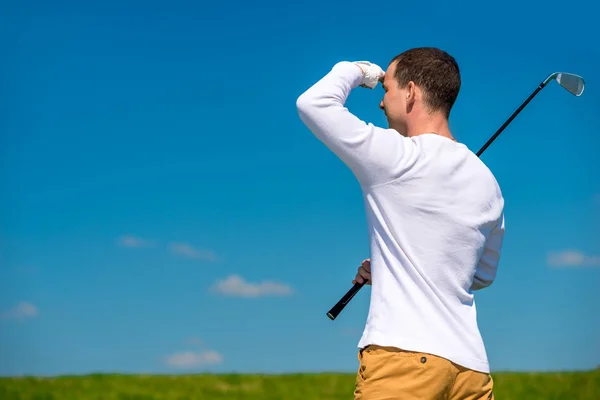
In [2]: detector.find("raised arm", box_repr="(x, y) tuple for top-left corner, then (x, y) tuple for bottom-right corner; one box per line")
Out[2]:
(295, 61), (417, 188)
(471, 213), (505, 291)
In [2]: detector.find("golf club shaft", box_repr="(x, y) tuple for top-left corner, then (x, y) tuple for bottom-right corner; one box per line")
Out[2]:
(326, 78), (549, 321)
(476, 82), (546, 156)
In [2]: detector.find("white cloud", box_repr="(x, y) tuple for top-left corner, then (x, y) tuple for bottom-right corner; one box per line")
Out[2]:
(1, 302), (39, 320)
(210, 275), (294, 297)
(117, 235), (154, 248)
(165, 350), (223, 368)
(547, 250), (600, 267)
(169, 243), (218, 261)
(117, 237), (218, 262)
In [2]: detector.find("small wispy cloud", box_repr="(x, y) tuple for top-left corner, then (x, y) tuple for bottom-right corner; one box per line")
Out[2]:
(117, 235), (219, 262)
(165, 350), (223, 368)
(210, 275), (294, 298)
(117, 235), (155, 248)
(547, 250), (600, 267)
(0, 302), (39, 321)
(169, 243), (218, 261)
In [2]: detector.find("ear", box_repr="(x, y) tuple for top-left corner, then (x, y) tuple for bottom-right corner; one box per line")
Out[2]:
(406, 81), (416, 104)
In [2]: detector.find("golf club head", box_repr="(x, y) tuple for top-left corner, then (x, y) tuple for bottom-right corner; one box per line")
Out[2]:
(544, 72), (585, 96)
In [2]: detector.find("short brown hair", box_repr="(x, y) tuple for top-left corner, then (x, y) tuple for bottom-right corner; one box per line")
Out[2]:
(390, 47), (461, 118)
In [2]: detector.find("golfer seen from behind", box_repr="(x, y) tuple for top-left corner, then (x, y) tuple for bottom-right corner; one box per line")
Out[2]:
(296, 47), (505, 399)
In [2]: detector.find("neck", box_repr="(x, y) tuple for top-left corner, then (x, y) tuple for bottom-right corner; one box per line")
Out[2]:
(394, 112), (456, 142)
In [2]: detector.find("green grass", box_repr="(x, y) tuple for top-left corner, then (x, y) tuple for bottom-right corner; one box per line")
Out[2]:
(0, 370), (598, 399)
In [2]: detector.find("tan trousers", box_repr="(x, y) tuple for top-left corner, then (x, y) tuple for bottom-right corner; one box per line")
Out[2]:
(354, 345), (494, 400)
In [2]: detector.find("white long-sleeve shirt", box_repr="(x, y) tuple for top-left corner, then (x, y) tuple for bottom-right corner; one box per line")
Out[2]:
(296, 61), (505, 373)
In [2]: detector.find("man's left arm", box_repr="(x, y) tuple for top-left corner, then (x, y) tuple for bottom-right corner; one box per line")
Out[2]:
(296, 61), (417, 188)
(471, 213), (505, 291)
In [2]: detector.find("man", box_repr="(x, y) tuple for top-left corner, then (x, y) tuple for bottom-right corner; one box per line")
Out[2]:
(296, 47), (505, 399)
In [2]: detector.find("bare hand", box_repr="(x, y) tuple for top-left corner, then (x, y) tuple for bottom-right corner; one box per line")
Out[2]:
(352, 258), (371, 285)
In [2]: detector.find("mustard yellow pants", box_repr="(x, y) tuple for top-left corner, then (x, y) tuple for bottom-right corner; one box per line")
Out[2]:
(354, 345), (494, 400)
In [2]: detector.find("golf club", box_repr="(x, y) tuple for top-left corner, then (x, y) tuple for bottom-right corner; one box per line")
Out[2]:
(326, 71), (585, 321)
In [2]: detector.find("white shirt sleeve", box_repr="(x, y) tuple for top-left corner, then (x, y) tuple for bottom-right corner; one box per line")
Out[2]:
(471, 213), (505, 291)
(296, 61), (418, 188)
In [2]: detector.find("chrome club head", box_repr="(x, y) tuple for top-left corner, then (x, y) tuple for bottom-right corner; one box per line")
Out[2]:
(544, 72), (586, 96)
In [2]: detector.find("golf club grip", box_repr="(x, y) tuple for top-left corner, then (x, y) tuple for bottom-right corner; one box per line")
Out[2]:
(326, 280), (366, 320)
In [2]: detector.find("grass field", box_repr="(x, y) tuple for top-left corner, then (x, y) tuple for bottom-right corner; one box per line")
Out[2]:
(1, 370), (598, 399)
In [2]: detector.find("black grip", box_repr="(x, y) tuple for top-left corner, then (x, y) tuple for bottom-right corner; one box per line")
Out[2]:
(326, 280), (366, 320)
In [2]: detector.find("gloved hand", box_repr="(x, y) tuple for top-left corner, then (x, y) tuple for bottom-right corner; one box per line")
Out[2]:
(354, 61), (385, 89)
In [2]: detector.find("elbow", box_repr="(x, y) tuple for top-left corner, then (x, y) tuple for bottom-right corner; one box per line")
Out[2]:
(471, 277), (494, 291)
(470, 262), (498, 291)
(296, 91), (321, 128)
(296, 91), (314, 116)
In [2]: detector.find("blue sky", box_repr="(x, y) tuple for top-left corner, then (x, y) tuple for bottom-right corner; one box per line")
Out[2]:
(1, 0), (599, 376)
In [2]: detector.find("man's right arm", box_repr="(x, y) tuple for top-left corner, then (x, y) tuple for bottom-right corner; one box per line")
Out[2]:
(471, 213), (505, 291)
(296, 61), (418, 189)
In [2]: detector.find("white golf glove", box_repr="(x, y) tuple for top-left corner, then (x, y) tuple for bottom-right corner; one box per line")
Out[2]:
(353, 61), (385, 89)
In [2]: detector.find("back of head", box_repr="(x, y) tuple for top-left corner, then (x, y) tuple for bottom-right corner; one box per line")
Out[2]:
(390, 47), (461, 119)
